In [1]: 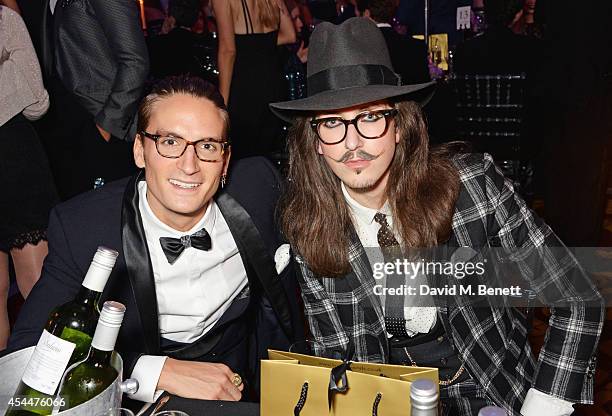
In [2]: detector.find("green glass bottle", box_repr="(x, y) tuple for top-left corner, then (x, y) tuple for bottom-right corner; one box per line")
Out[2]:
(58, 301), (126, 410)
(4, 247), (118, 416)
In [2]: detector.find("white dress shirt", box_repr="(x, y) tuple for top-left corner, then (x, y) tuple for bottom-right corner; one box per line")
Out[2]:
(341, 184), (574, 415)
(341, 183), (437, 336)
(129, 182), (248, 402)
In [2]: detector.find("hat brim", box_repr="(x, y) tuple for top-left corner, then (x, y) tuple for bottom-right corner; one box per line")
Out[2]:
(270, 81), (436, 123)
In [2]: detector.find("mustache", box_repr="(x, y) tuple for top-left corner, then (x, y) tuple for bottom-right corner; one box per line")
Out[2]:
(333, 150), (380, 163)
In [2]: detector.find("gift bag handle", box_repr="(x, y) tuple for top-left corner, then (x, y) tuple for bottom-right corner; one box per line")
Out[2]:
(293, 381), (309, 416)
(372, 392), (382, 416)
(293, 384), (382, 416)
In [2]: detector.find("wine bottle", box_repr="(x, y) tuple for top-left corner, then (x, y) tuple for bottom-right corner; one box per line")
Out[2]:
(58, 301), (126, 410)
(4, 247), (118, 416)
(410, 378), (439, 416)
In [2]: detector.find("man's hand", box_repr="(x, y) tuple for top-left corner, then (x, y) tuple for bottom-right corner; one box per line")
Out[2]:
(96, 124), (111, 142)
(157, 358), (244, 401)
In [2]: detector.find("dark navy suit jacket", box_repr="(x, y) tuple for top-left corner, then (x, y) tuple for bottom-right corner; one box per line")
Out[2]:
(7, 157), (301, 399)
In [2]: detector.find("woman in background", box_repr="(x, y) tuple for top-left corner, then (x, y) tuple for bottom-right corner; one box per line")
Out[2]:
(0, 5), (58, 349)
(212, 0), (295, 159)
(511, 0), (544, 39)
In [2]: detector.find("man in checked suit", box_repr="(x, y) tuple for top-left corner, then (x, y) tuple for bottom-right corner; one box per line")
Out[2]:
(38, 0), (149, 199)
(270, 18), (604, 415)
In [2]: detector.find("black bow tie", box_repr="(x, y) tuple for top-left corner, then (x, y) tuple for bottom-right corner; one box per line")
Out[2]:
(159, 228), (212, 264)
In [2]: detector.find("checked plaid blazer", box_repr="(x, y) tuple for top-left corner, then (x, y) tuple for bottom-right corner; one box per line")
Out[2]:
(295, 153), (604, 415)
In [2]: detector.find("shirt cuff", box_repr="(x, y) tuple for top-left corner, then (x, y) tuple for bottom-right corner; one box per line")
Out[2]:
(520, 388), (575, 416)
(128, 355), (168, 403)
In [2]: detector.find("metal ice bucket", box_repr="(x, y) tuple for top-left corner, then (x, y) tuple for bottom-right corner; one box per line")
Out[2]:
(0, 346), (138, 415)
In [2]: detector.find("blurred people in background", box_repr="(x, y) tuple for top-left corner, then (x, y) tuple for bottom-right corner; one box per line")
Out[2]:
(149, 0), (205, 79)
(282, 0), (310, 101)
(213, 0), (295, 159)
(295, 0), (313, 27)
(39, 0), (149, 200)
(287, 0), (311, 63)
(192, 0), (217, 34)
(0, 5), (58, 349)
(510, 0), (543, 39)
(454, 0), (540, 75)
(355, 0), (430, 84)
(396, 0), (470, 48)
(144, 0), (168, 37)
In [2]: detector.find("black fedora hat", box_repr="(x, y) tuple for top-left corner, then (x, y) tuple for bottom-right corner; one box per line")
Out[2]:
(270, 17), (435, 122)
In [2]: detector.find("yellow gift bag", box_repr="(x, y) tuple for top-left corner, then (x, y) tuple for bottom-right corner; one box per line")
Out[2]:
(261, 349), (438, 416)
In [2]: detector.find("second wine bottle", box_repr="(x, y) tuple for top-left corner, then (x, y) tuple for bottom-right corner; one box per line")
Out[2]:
(58, 301), (126, 410)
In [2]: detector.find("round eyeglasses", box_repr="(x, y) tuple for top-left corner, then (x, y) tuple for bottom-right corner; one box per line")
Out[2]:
(140, 131), (230, 162)
(310, 108), (398, 145)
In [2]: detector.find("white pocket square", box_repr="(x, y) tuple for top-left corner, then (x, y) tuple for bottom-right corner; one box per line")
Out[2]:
(274, 244), (291, 274)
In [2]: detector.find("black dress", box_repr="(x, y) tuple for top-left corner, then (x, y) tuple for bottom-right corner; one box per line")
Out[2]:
(0, 113), (59, 252)
(227, 0), (285, 160)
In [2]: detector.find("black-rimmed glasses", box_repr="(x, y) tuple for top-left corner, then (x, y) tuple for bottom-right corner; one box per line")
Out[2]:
(310, 109), (398, 145)
(140, 131), (230, 162)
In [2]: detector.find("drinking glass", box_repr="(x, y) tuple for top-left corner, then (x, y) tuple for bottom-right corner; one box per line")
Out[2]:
(94, 408), (135, 416)
(153, 411), (191, 416)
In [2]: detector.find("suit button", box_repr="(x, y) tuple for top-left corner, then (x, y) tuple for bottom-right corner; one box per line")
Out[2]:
(437, 336), (444, 343)
(440, 357), (448, 366)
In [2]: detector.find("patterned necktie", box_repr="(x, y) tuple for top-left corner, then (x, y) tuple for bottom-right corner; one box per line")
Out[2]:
(159, 228), (212, 265)
(374, 212), (399, 248)
(374, 213), (409, 337)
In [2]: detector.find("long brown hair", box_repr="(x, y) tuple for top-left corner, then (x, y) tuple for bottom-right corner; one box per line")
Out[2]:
(256, 0), (280, 29)
(279, 101), (460, 277)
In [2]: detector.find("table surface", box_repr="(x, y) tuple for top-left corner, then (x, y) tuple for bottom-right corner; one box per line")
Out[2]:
(139, 395), (259, 416)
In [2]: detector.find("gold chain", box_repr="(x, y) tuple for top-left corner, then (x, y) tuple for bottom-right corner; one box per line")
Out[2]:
(439, 364), (465, 386)
(402, 347), (465, 386)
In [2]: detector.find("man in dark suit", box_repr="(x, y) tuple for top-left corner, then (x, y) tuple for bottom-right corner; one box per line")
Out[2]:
(355, 0), (430, 85)
(37, 0), (149, 200)
(7, 76), (298, 404)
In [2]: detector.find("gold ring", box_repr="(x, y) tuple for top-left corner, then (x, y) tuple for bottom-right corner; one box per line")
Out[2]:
(232, 373), (243, 387)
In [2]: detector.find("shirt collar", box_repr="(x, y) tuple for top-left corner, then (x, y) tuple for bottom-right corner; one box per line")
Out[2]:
(341, 182), (392, 225)
(376, 23), (392, 28)
(138, 181), (216, 240)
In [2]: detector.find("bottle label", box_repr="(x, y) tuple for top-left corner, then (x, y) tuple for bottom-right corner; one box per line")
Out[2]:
(21, 330), (76, 395)
(60, 326), (93, 363)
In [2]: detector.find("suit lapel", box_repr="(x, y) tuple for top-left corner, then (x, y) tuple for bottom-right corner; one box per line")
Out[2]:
(344, 228), (389, 360)
(216, 192), (293, 340)
(121, 171), (160, 354)
(119, 176), (293, 353)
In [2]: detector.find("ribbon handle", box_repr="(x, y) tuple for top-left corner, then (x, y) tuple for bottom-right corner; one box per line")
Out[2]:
(327, 358), (352, 410)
